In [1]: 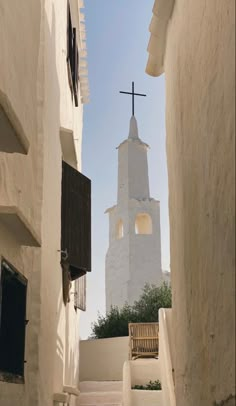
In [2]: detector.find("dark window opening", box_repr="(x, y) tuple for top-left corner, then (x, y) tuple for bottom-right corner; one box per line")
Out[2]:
(67, 2), (79, 107)
(0, 260), (27, 382)
(61, 161), (91, 304)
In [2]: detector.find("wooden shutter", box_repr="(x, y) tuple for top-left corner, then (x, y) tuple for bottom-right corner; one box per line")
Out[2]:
(72, 28), (79, 107)
(61, 161), (91, 281)
(74, 275), (86, 311)
(67, 3), (73, 91)
(66, 3), (79, 107)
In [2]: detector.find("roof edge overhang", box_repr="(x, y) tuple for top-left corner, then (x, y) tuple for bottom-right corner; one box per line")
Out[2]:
(78, 2), (90, 104)
(146, 0), (175, 77)
(105, 204), (117, 214)
(116, 138), (150, 150)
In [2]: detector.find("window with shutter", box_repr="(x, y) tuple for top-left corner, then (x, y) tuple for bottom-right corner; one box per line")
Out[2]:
(0, 260), (27, 383)
(61, 161), (91, 286)
(72, 28), (79, 107)
(67, 2), (79, 107)
(67, 3), (73, 91)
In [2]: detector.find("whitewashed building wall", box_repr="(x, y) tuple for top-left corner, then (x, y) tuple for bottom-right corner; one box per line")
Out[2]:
(0, 1), (89, 406)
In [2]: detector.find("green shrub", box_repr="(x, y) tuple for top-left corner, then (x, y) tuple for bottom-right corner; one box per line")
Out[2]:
(132, 380), (162, 390)
(91, 282), (171, 339)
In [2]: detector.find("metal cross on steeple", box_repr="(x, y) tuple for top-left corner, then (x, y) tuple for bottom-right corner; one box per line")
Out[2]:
(119, 82), (146, 116)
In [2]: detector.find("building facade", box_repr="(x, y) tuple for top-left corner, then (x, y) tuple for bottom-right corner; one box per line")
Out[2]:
(146, 0), (235, 405)
(105, 115), (164, 312)
(0, 1), (90, 406)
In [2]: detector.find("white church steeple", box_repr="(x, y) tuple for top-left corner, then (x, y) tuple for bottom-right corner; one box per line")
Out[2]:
(105, 85), (163, 312)
(117, 115), (150, 203)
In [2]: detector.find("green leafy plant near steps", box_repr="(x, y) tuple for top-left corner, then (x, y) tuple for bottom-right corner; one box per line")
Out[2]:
(91, 282), (171, 338)
(132, 380), (162, 391)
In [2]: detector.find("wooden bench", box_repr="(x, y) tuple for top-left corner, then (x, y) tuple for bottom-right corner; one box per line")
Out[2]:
(128, 322), (159, 360)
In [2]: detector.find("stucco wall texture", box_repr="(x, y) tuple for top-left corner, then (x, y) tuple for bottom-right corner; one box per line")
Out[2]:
(164, 1), (235, 405)
(0, 1), (84, 406)
(79, 337), (129, 382)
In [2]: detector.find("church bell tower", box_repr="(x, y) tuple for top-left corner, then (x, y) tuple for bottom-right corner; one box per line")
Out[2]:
(105, 83), (163, 312)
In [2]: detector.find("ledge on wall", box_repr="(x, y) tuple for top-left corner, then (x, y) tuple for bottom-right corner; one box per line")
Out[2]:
(146, 0), (175, 77)
(0, 206), (41, 247)
(63, 385), (80, 396)
(53, 393), (69, 404)
(0, 92), (29, 154)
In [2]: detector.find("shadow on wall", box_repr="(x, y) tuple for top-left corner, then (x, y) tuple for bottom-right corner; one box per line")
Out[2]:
(55, 299), (79, 391)
(39, 5), (64, 406)
(46, 4), (80, 402)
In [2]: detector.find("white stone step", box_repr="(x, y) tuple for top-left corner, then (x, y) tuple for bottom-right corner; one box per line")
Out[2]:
(78, 391), (122, 405)
(80, 381), (123, 393)
(79, 403), (122, 406)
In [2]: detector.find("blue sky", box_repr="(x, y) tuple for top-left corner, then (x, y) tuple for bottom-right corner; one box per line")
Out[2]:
(80, 0), (169, 338)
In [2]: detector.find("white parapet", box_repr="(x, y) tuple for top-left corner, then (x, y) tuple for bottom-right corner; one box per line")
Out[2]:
(159, 308), (176, 406)
(80, 336), (129, 382)
(122, 311), (176, 406)
(131, 389), (162, 406)
(123, 361), (132, 406)
(123, 359), (163, 406)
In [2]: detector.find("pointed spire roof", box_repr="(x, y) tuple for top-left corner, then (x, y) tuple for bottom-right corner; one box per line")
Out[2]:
(128, 115), (139, 139)
(117, 115), (150, 149)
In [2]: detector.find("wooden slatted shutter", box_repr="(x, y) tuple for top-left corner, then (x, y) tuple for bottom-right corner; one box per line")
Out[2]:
(74, 275), (86, 311)
(61, 161), (91, 281)
(67, 3), (79, 106)
(67, 3), (73, 91)
(72, 28), (79, 106)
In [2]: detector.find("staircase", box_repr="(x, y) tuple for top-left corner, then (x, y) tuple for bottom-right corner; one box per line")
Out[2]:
(78, 381), (123, 406)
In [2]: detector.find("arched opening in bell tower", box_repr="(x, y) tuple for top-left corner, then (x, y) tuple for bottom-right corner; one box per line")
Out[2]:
(116, 219), (124, 239)
(135, 213), (152, 235)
